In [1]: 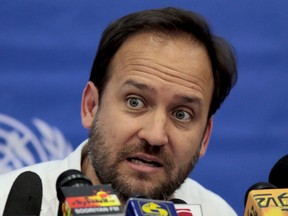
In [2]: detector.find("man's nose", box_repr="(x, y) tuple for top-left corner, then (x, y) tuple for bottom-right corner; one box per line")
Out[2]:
(137, 111), (169, 146)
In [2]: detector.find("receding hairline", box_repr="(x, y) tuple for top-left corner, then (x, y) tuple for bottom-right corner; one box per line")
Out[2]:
(106, 29), (207, 74)
(129, 29), (203, 47)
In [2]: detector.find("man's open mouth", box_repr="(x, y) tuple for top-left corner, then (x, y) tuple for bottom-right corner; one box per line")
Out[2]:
(127, 157), (162, 167)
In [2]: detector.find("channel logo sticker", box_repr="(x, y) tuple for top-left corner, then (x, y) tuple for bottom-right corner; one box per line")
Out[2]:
(175, 208), (193, 216)
(126, 198), (178, 216)
(174, 204), (203, 216)
(141, 202), (169, 216)
(60, 184), (123, 215)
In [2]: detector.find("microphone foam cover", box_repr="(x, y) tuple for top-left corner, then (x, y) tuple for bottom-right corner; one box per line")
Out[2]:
(269, 154), (288, 188)
(56, 169), (92, 201)
(169, 198), (187, 204)
(4, 171), (43, 215)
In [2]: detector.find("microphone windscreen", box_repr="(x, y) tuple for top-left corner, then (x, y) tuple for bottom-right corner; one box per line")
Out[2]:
(133, 194), (149, 199)
(56, 169), (92, 202)
(169, 198), (187, 204)
(56, 169), (92, 187)
(269, 154), (288, 188)
(3, 171), (43, 215)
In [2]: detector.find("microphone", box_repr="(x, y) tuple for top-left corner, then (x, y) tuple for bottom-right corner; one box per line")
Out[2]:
(170, 198), (203, 216)
(125, 197), (178, 216)
(3, 171), (43, 215)
(269, 154), (288, 188)
(244, 182), (288, 215)
(56, 169), (123, 216)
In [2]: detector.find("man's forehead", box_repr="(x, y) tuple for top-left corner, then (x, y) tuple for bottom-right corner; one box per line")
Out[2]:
(109, 31), (209, 73)
(107, 31), (213, 97)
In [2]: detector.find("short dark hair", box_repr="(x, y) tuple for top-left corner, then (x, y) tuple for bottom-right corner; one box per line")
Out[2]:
(89, 7), (237, 118)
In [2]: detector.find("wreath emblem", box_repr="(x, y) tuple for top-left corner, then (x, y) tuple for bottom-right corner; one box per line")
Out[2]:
(0, 114), (73, 174)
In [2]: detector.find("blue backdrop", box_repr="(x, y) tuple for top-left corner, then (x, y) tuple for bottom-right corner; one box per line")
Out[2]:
(1, 1), (288, 215)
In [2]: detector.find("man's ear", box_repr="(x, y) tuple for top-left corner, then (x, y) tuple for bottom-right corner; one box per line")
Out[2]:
(199, 117), (213, 157)
(81, 81), (99, 129)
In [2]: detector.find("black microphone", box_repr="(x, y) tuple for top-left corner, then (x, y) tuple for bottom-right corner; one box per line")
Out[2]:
(56, 169), (123, 216)
(56, 169), (92, 216)
(269, 154), (288, 188)
(169, 198), (187, 204)
(3, 171), (43, 215)
(169, 198), (203, 216)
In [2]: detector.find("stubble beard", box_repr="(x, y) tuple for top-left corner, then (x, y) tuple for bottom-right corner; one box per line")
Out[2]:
(87, 115), (201, 202)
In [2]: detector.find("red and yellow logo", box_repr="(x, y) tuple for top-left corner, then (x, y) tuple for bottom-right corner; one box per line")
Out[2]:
(66, 190), (121, 208)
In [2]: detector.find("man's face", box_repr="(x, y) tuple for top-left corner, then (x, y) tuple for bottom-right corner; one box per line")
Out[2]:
(84, 32), (214, 201)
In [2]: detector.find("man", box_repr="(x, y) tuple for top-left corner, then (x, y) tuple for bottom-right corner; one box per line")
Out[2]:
(0, 7), (237, 215)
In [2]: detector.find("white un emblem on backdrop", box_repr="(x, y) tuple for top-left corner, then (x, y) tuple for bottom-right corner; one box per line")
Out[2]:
(0, 113), (73, 174)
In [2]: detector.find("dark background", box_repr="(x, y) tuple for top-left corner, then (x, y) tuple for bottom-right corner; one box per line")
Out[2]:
(1, 1), (288, 215)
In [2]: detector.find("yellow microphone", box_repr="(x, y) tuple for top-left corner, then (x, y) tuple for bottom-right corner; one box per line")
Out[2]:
(244, 182), (288, 216)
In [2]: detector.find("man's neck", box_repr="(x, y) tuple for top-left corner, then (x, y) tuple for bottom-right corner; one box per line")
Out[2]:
(80, 145), (100, 185)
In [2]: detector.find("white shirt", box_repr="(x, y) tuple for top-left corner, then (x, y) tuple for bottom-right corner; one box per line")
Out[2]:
(0, 140), (237, 215)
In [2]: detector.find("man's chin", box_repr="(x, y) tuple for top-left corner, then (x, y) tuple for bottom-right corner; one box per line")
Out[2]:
(109, 165), (178, 200)
(113, 177), (169, 200)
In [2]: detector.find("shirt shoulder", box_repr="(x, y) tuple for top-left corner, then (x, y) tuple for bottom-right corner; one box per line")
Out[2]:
(173, 178), (238, 216)
(0, 140), (87, 216)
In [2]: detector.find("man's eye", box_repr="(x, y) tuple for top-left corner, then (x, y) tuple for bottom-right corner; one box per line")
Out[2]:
(172, 110), (192, 122)
(127, 97), (144, 109)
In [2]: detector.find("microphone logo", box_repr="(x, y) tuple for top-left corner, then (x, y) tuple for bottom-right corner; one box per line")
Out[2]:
(125, 198), (178, 216)
(66, 189), (121, 208)
(175, 208), (193, 216)
(141, 202), (169, 216)
(246, 189), (288, 215)
(59, 184), (123, 215)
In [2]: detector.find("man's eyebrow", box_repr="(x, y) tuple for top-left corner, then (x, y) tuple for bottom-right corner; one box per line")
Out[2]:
(177, 95), (202, 104)
(123, 80), (202, 105)
(122, 79), (156, 93)
(170, 95), (202, 109)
